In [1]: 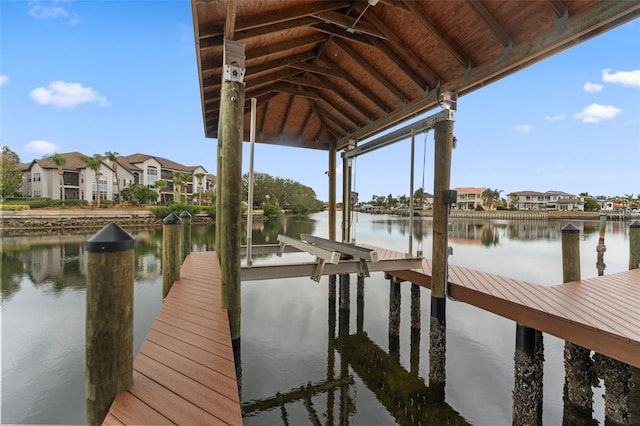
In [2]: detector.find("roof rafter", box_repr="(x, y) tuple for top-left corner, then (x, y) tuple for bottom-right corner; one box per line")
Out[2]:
(312, 73), (377, 121)
(311, 23), (377, 46)
(466, 0), (512, 48)
(401, 0), (472, 69)
(356, 5), (440, 87)
(332, 38), (406, 103)
(286, 62), (341, 78)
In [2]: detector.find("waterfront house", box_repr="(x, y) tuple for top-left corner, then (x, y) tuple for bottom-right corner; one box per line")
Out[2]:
(514, 190), (585, 211)
(453, 187), (485, 210)
(19, 152), (215, 204)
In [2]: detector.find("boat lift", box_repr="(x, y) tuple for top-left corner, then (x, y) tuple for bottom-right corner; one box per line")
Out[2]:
(241, 234), (422, 282)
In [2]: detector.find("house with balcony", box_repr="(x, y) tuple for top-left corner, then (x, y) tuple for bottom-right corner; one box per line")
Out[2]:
(20, 152), (214, 204)
(514, 190), (584, 211)
(453, 187), (485, 210)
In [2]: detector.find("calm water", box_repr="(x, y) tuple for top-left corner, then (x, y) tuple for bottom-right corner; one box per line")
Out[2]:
(1, 212), (633, 425)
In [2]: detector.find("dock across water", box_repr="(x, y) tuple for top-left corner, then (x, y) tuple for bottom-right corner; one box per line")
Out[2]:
(103, 251), (242, 425)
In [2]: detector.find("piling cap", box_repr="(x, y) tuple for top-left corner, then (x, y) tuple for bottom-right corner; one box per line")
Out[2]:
(163, 212), (182, 224)
(179, 210), (192, 219)
(631, 220), (640, 229)
(561, 223), (580, 233)
(86, 222), (135, 253)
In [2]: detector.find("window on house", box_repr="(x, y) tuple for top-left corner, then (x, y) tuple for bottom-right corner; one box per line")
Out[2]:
(33, 172), (41, 182)
(147, 166), (158, 187)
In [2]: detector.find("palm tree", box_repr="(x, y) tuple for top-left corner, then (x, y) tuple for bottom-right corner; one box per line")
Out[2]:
(155, 179), (168, 204)
(50, 153), (66, 201)
(481, 188), (502, 210)
(104, 151), (120, 202)
(171, 171), (183, 203)
(79, 154), (104, 207)
(181, 172), (192, 203)
(194, 172), (206, 205)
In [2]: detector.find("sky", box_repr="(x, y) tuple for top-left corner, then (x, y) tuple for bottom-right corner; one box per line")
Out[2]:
(1, 1), (639, 203)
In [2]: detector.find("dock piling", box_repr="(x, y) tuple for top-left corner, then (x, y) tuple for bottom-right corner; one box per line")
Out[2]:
(513, 324), (544, 424)
(388, 276), (401, 359)
(180, 210), (192, 263)
(85, 223), (135, 425)
(162, 213), (182, 299)
(561, 223), (597, 422)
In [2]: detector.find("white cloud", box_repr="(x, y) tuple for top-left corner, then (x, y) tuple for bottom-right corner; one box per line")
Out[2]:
(24, 140), (59, 154)
(602, 68), (640, 88)
(28, 1), (79, 25)
(515, 124), (532, 134)
(29, 81), (109, 108)
(545, 113), (566, 122)
(583, 82), (603, 93)
(573, 103), (622, 123)
(0, 75), (8, 86)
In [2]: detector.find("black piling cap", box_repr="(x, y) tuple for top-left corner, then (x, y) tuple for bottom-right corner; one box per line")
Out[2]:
(86, 222), (135, 253)
(631, 220), (640, 229)
(163, 212), (182, 224)
(179, 210), (192, 219)
(561, 223), (580, 233)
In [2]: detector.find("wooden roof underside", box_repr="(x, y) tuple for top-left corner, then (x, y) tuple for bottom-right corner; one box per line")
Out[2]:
(192, 0), (640, 151)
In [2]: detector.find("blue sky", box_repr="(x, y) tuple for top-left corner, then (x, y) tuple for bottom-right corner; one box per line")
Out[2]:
(1, 1), (638, 202)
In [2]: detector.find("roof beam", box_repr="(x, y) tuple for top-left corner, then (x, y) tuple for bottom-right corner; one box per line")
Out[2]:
(310, 89), (362, 129)
(286, 62), (341, 78)
(201, 33), (327, 72)
(311, 22), (377, 46)
(279, 75), (330, 90)
(275, 84), (323, 101)
(312, 73), (377, 121)
(548, 0), (567, 18)
(311, 11), (386, 39)
(319, 53), (391, 113)
(297, 107), (314, 139)
(356, 5), (440, 87)
(466, 0), (512, 48)
(278, 95), (295, 135)
(332, 38), (406, 102)
(313, 105), (349, 136)
(401, 0), (472, 69)
(198, 1), (349, 39)
(224, 0), (237, 39)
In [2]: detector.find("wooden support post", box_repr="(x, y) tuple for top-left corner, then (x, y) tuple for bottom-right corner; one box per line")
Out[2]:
(592, 220), (640, 425)
(180, 210), (192, 263)
(220, 79), (244, 344)
(216, 139), (222, 254)
(561, 224), (597, 423)
(410, 327), (420, 377)
(162, 213), (182, 299)
(329, 141), (337, 241)
(429, 119), (453, 397)
(410, 283), (420, 330)
(356, 274), (364, 334)
(329, 274), (336, 301)
(513, 324), (544, 425)
(327, 273), (336, 425)
(85, 223), (135, 425)
(341, 140), (354, 243)
(338, 274), (350, 346)
(388, 277), (401, 358)
(597, 213), (607, 276)
(629, 220), (640, 270)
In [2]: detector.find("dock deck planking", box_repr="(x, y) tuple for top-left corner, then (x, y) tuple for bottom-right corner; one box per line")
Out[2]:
(371, 245), (640, 368)
(103, 251), (242, 425)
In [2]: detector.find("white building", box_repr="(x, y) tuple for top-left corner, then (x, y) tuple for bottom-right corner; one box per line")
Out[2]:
(20, 152), (214, 204)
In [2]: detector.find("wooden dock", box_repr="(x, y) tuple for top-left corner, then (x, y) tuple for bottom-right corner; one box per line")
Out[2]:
(378, 247), (640, 368)
(103, 251), (242, 425)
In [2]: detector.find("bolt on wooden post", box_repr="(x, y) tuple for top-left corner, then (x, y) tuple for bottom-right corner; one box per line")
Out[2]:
(85, 223), (135, 425)
(162, 213), (182, 299)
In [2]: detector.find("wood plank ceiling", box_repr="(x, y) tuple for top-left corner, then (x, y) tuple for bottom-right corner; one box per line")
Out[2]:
(192, 0), (640, 151)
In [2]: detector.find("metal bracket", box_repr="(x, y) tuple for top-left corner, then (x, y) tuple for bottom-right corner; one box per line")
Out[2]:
(223, 39), (246, 82)
(312, 258), (326, 282)
(358, 258), (370, 278)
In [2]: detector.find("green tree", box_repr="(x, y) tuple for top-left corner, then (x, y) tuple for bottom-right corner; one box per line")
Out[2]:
(171, 171), (183, 203)
(181, 172), (192, 203)
(105, 151), (120, 202)
(49, 153), (67, 201)
(481, 188), (502, 210)
(583, 197), (600, 211)
(194, 172), (206, 206)
(508, 192), (519, 210)
(155, 179), (168, 204)
(120, 183), (158, 204)
(79, 154), (104, 207)
(0, 146), (22, 201)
